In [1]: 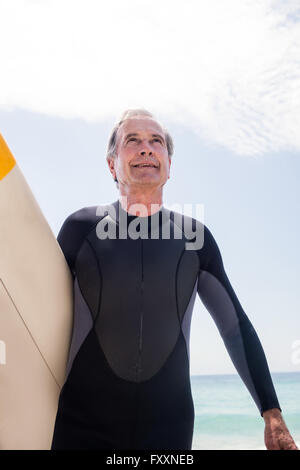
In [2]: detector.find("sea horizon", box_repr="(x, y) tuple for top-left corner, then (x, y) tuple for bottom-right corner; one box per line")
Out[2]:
(191, 370), (300, 377)
(190, 371), (300, 450)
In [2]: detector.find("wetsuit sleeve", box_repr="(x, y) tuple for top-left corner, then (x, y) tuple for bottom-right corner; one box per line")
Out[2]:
(57, 207), (100, 279)
(57, 214), (81, 278)
(197, 225), (281, 416)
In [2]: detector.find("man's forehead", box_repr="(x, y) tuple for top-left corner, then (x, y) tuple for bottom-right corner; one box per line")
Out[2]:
(119, 117), (164, 138)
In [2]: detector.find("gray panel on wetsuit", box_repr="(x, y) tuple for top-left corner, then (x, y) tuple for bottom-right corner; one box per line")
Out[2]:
(181, 278), (198, 362)
(197, 269), (261, 411)
(65, 277), (94, 379)
(75, 239), (102, 320)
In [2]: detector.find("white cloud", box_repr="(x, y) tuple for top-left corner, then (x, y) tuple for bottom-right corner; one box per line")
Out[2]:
(0, 0), (300, 155)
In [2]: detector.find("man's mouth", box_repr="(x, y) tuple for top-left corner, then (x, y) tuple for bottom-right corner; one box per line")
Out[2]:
(132, 163), (159, 168)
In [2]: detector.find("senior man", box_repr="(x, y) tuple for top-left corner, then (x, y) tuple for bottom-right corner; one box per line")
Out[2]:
(51, 109), (297, 450)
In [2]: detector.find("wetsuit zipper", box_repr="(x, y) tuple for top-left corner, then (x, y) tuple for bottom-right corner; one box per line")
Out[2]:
(137, 238), (144, 382)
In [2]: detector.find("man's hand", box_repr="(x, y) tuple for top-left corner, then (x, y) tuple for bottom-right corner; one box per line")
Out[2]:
(263, 408), (298, 450)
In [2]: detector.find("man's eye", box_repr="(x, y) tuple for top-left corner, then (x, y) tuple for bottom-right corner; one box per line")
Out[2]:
(128, 138), (137, 142)
(153, 139), (162, 144)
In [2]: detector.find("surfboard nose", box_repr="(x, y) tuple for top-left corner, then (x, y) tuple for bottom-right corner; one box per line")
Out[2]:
(0, 133), (16, 180)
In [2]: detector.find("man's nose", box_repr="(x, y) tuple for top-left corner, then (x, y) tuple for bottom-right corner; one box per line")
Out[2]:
(140, 149), (153, 156)
(138, 139), (153, 156)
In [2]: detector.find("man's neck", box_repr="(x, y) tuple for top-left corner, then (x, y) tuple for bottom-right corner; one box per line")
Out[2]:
(118, 188), (163, 217)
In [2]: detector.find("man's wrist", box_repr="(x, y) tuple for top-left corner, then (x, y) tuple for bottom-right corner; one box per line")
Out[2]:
(263, 408), (282, 422)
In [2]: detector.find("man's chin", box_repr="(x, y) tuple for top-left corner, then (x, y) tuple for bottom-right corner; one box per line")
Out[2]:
(130, 176), (161, 186)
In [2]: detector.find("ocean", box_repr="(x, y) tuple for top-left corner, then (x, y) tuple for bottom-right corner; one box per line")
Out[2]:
(190, 371), (300, 450)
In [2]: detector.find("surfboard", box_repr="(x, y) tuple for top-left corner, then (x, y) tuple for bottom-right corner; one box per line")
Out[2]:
(0, 133), (73, 450)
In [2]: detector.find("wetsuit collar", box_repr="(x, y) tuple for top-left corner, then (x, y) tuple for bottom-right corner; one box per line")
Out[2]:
(110, 199), (173, 238)
(111, 199), (166, 224)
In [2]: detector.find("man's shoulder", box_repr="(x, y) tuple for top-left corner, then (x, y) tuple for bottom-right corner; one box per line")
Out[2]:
(163, 206), (210, 252)
(63, 203), (112, 226)
(165, 206), (208, 233)
(58, 203), (113, 244)
(168, 208), (204, 228)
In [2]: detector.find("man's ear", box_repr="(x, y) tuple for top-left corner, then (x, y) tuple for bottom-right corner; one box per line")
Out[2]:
(107, 157), (116, 180)
(167, 156), (171, 179)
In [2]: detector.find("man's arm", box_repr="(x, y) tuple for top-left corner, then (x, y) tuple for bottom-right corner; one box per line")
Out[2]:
(197, 225), (297, 450)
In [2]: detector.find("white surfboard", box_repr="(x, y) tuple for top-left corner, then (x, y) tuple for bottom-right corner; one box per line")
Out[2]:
(0, 134), (73, 450)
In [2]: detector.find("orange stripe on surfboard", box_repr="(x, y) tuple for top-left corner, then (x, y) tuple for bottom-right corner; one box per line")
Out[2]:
(0, 133), (16, 180)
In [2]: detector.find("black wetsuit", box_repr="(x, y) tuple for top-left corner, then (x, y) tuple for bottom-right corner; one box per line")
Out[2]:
(51, 200), (281, 450)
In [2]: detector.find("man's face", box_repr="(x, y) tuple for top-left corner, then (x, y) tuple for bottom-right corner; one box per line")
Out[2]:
(108, 117), (171, 190)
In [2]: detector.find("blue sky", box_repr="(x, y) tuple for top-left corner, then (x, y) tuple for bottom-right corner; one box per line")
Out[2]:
(0, 0), (300, 375)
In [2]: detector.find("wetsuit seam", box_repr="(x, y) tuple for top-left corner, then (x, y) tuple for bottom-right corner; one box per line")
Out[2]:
(171, 211), (198, 244)
(175, 247), (186, 326)
(64, 279), (94, 383)
(85, 237), (103, 323)
(180, 265), (200, 328)
(138, 333), (186, 383)
(72, 213), (107, 279)
(135, 238), (144, 383)
(169, 211), (190, 326)
(178, 276), (198, 371)
(172, 212), (200, 365)
(74, 258), (96, 324)
(88, 327), (186, 386)
(180, 277), (198, 328)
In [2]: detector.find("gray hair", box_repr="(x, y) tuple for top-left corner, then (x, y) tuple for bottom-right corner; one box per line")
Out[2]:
(106, 108), (174, 162)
